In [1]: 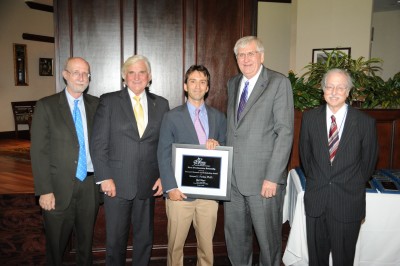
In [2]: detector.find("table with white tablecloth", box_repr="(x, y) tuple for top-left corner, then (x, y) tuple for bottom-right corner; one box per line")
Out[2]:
(282, 168), (400, 266)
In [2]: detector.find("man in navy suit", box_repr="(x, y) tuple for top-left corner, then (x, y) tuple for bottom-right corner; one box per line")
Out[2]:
(91, 55), (169, 265)
(157, 65), (226, 266)
(299, 68), (378, 266)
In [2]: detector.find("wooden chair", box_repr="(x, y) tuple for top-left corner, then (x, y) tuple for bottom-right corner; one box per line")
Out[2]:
(11, 101), (36, 138)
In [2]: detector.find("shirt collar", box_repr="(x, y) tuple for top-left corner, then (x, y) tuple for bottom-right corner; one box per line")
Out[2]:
(65, 88), (83, 107)
(186, 101), (206, 114)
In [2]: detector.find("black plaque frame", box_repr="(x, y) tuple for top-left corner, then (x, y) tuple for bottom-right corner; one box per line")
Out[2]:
(172, 144), (233, 201)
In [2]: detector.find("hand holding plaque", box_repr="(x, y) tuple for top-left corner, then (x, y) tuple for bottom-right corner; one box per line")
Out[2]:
(172, 144), (233, 201)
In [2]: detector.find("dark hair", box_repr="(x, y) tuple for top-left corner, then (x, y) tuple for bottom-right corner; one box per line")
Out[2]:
(184, 65), (211, 88)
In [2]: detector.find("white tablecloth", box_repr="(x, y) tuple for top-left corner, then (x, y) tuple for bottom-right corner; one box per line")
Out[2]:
(282, 169), (400, 266)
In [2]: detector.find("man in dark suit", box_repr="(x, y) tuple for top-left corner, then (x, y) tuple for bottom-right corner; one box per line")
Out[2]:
(90, 55), (169, 266)
(299, 68), (379, 265)
(31, 57), (100, 266)
(224, 36), (294, 266)
(157, 65), (226, 266)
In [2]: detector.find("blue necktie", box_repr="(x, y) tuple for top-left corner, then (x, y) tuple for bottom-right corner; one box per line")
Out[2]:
(237, 80), (249, 121)
(73, 100), (87, 181)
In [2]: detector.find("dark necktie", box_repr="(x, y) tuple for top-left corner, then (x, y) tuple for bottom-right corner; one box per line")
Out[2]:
(194, 108), (207, 144)
(237, 81), (249, 121)
(73, 100), (87, 181)
(328, 115), (339, 163)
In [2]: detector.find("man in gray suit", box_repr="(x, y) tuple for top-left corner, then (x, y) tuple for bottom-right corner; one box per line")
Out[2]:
(224, 36), (294, 266)
(299, 69), (378, 265)
(31, 57), (100, 265)
(158, 65), (226, 265)
(90, 55), (169, 265)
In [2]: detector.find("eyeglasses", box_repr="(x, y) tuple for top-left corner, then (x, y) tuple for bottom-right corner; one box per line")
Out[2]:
(65, 70), (91, 79)
(236, 51), (259, 60)
(324, 84), (348, 93)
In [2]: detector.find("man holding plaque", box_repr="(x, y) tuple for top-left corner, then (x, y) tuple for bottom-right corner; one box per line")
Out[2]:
(158, 65), (227, 266)
(224, 36), (294, 266)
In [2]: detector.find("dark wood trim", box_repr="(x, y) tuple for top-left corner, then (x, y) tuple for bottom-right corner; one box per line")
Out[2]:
(258, 0), (291, 3)
(252, 0), (258, 35)
(22, 33), (55, 43)
(25, 1), (54, 12)
(0, 131), (30, 140)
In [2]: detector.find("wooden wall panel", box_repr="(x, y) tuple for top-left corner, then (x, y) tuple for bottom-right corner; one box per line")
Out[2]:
(196, 0), (255, 113)
(134, 0), (185, 108)
(55, 0), (122, 97)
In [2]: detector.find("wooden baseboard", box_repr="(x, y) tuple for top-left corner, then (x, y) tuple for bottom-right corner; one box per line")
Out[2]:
(0, 131), (30, 140)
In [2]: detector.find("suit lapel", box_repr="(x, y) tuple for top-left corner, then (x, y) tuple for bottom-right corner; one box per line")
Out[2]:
(236, 67), (268, 125)
(83, 94), (97, 142)
(314, 106), (331, 162)
(145, 91), (158, 138)
(58, 90), (78, 141)
(231, 78), (241, 127)
(206, 105), (216, 139)
(119, 88), (140, 137)
(335, 106), (355, 159)
(180, 104), (200, 144)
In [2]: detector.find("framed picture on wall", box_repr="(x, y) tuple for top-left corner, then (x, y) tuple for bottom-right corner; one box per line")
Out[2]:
(39, 58), (53, 76)
(13, 43), (29, 86)
(312, 47), (351, 63)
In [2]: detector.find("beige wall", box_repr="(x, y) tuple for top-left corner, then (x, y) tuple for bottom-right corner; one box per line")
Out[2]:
(258, 0), (374, 76)
(0, 0), (55, 132)
(371, 10), (400, 81)
(257, 2), (292, 76)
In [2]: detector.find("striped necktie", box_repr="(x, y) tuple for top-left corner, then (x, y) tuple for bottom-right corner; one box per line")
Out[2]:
(328, 115), (339, 163)
(237, 81), (249, 121)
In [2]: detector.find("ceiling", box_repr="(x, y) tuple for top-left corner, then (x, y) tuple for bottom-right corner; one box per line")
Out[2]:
(374, 0), (400, 12)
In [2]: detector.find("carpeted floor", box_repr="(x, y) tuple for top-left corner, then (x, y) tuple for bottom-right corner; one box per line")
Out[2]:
(0, 194), (45, 265)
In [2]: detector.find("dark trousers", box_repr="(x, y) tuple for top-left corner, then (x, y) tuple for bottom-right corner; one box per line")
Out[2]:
(43, 176), (99, 266)
(306, 212), (361, 266)
(104, 195), (155, 266)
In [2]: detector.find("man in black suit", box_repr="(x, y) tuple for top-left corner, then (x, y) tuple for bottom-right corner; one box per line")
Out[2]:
(90, 55), (169, 265)
(299, 68), (378, 266)
(31, 57), (100, 265)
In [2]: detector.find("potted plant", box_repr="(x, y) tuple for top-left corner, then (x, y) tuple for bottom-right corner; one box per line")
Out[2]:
(300, 49), (388, 108)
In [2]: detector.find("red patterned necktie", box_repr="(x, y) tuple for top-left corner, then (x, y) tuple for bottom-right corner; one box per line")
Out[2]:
(328, 115), (339, 163)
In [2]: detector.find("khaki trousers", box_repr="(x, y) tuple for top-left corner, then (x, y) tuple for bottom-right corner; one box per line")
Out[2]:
(166, 199), (218, 266)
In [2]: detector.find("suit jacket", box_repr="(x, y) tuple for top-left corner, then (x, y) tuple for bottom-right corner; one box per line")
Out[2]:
(90, 88), (169, 200)
(299, 105), (378, 222)
(157, 103), (227, 193)
(226, 66), (294, 196)
(30, 90), (99, 210)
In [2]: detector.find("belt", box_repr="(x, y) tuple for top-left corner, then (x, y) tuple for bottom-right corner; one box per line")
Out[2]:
(87, 172), (94, 176)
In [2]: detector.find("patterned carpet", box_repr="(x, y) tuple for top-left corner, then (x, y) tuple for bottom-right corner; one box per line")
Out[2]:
(0, 192), (289, 265)
(0, 194), (45, 265)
